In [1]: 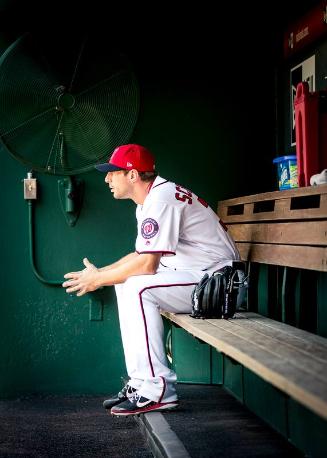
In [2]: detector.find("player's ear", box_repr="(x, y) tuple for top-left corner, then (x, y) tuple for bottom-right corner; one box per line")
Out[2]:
(129, 169), (139, 182)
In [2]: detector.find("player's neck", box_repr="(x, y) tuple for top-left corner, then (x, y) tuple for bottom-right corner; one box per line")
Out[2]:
(131, 180), (153, 205)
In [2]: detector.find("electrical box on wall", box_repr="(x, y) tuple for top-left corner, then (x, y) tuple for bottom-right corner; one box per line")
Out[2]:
(24, 175), (37, 199)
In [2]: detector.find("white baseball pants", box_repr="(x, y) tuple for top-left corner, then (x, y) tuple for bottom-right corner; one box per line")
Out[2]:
(114, 266), (204, 403)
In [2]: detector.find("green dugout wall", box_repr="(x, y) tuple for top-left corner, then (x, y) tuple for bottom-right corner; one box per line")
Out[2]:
(0, 2), (325, 398)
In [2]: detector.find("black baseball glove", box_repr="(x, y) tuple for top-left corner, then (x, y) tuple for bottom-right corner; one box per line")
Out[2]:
(190, 265), (241, 319)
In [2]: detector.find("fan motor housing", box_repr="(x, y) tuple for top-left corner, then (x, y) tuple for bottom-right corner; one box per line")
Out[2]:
(57, 92), (75, 110)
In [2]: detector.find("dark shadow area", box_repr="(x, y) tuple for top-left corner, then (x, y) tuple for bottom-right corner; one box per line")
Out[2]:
(0, 385), (305, 457)
(162, 384), (303, 457)
(0, 396), (152, 457)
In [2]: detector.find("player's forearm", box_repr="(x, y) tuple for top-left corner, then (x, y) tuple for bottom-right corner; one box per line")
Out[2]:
(98, 252), (139, 271)
(96, 253), (160, 287)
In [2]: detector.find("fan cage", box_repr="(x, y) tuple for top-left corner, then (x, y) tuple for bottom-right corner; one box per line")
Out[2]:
(0, 33), (140, 175)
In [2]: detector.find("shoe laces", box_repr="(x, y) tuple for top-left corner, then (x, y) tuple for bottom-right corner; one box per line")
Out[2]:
(130, 392), (140, 403)
(121, 383), (133, 393)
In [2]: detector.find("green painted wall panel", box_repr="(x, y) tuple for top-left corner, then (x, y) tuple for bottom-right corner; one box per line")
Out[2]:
(0, 154), (130, 397)
(243, 368), (288, 436)
(288, 399), (327, 458)
(168, 324), (223, 385)
(223, 355), (243, 402)
(171, 326), (211, 384)
(211, 350), (223, 385)
(257, 265), (270, 316)
(317, 272), (327, 338)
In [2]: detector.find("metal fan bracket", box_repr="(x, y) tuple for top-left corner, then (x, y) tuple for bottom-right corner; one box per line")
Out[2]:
(58, 177), (84, 227)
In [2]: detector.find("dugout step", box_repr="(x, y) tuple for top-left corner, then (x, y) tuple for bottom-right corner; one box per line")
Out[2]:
(137, 384), (302, 458)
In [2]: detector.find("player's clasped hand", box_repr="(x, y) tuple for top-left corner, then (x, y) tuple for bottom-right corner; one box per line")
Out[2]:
(62, 258), (99, 297)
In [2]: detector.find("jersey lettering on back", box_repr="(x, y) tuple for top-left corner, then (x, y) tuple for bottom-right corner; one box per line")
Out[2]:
(175, 184), (208, 208)
(135, 176), (240, 270)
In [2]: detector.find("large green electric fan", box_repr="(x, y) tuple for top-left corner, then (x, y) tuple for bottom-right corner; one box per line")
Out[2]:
(0, 32), (140, 175)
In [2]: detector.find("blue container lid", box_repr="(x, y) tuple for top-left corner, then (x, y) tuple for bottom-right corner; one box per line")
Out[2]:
(273, 155), (297, 164)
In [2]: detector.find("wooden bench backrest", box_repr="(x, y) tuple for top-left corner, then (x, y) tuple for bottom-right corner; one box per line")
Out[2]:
(217, 184), (327, 272)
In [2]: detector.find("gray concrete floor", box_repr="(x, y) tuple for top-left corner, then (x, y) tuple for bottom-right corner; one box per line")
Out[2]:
(0, 384), (304, 457)
(0, 395), (152, 457)
(162, 384), (303, 458)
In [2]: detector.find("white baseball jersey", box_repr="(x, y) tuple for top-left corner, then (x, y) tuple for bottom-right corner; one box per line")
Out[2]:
(135, 176), (239, 271)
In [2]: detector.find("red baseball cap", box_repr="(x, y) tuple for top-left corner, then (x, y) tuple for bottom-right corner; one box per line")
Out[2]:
(95, 144), (155, 172)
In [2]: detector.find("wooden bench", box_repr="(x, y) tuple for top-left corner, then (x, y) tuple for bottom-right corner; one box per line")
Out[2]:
(162, 185), (327, 426)
(217, 183), (327, 272)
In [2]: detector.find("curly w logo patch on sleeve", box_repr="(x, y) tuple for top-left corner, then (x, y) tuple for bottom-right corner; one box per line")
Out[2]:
(141, 218), (159, 239)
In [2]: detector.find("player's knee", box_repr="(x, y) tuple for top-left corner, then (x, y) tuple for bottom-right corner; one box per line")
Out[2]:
(124, 275), (153, 293)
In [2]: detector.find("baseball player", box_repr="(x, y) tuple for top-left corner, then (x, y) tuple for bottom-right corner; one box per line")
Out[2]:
(62, 144), (240, 416)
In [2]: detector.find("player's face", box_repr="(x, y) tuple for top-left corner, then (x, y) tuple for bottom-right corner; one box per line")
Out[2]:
(105, 170), (132, 199)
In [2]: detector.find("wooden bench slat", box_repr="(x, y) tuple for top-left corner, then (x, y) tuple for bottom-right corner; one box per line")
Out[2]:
(236, 243), (327, 271)
(240, 312), (327, 347)
(207, 318), (327, 383)
(209, 315), (327, 364)
(217, 185), (327, 223)
(217, 184), (327, 207)
(225, 313), (327, 356)
(228, 221), (327, 245)
(219, 207), (327, 223)
(161, 311), (327, 420)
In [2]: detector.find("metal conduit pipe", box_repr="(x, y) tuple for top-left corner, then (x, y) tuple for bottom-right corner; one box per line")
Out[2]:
(28, 200), (63, 285)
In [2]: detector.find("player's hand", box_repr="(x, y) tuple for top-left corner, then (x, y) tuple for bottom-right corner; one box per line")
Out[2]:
(62, 258), (100, 297)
